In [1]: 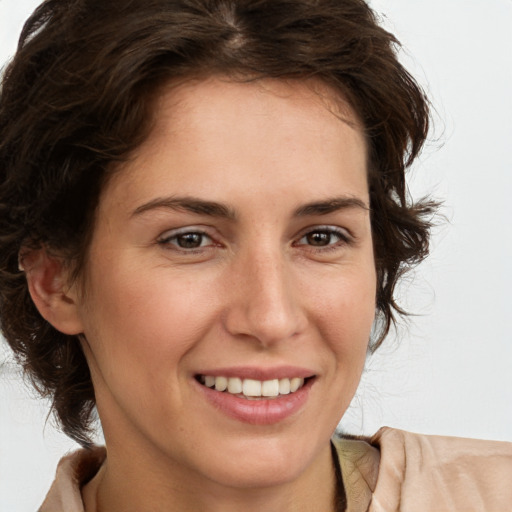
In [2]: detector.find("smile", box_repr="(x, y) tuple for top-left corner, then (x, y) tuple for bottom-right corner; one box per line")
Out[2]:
(198, 375), (307, 399)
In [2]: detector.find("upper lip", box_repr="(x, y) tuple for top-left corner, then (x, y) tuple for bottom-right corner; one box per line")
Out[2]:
(195, 366), (316, 381)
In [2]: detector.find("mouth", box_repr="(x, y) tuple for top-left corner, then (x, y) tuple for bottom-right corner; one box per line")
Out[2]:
(194, 369), (316, 424)
(196, 375), (312, 400)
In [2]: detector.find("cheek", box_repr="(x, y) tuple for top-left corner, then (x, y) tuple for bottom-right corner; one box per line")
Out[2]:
(305, 262), (376, 330)
(306, 264), (376, 371)
(79, 261), (221, 379)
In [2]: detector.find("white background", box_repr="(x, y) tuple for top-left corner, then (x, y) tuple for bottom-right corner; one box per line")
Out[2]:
(1, 0), (512, 509)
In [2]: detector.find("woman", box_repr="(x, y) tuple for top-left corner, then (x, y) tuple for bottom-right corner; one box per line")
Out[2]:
(1, 0), (511, 510)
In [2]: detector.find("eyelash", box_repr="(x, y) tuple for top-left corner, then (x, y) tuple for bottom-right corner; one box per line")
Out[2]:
(294, 226), (351, 252)
(157, 226), (351, 254)
(157, 229), (215, 252)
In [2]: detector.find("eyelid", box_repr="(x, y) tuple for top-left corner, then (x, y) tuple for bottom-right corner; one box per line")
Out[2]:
(157, 226), (217, 249)
(158, 225), (210, 239)
(294, 225), (351, 242)
(293, 225), (353, 254)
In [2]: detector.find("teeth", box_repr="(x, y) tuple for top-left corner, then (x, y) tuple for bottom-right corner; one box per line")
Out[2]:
(214, 376), (228, 392)
(278, 378), (291, 395)
(227, 377), (242, 394)
(201, 375), (306, 398)
(262, 379), (279, 397)
(243, 379), (262, 397)
(290, 377), (302, 393)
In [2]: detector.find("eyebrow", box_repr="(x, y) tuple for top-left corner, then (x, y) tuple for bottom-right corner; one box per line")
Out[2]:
(293, 196), (369, 216)
(132, 195), (368, 219)
(132, 196), (237, 219)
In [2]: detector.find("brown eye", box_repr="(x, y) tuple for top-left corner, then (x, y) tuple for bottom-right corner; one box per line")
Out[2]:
(176, 233), (204, 248)
(158, 230), (213, 250)
(297, 227), (349, 249)
(305, 231), (332, 246)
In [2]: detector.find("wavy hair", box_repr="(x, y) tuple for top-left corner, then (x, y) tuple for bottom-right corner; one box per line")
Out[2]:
(0, 0), (436, 445)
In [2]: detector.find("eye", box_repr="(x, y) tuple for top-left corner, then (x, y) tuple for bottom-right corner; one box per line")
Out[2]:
(296, 227), (350, 248)
(158, 229), (214, 250)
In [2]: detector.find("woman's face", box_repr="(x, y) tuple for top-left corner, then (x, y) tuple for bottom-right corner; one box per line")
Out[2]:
(75, 78), (376, 491)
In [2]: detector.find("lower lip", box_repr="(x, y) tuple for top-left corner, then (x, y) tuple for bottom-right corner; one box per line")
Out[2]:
(195, 378), (313, 425)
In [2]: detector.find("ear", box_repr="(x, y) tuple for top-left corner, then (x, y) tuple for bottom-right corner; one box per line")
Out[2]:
(21, 248), (84, 335)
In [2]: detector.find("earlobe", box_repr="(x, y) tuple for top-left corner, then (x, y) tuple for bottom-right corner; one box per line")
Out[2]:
(21, 248), (84, 335)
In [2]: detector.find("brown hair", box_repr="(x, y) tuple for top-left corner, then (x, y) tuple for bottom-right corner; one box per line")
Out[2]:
(0, 0), (435, 445)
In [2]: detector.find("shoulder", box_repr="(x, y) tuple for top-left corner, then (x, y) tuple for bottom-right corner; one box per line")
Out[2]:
(38, 445), (106, 512)
(332, 434), (380, 511)
(370, 427), (512, 511)
(333, 427), (512, 512)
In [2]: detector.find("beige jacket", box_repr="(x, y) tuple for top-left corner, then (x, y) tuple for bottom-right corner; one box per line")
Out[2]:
(39, 427), (512, 512)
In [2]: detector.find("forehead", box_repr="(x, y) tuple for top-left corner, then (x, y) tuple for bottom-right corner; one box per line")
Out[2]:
(150, 76), (363, 148)
(103, 76), (368, 211)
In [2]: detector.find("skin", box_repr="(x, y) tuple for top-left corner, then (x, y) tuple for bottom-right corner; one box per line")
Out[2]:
(31, 77), (377, 511)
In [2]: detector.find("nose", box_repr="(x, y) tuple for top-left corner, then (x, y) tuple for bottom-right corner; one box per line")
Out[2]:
(223, 249), (307, 347)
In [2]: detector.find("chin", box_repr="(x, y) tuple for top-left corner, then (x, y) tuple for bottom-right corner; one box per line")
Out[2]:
(188, 429), (328, 491)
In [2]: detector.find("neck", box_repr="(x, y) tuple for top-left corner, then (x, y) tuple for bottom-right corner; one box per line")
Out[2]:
(83, 439), (339, 512)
